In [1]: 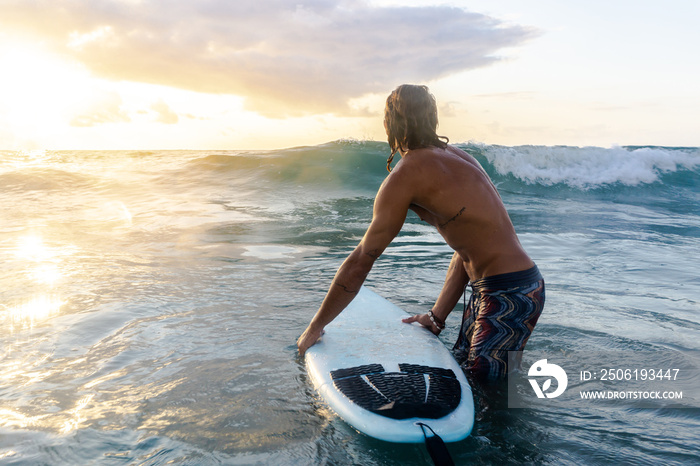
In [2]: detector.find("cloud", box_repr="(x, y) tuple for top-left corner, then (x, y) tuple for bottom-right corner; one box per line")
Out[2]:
(151, 99), (179, 124)
(70, 90), (131, 127)
(1, 0), (537, 117)
(439, 101), (461, 118)
(474, 91), (537, 100)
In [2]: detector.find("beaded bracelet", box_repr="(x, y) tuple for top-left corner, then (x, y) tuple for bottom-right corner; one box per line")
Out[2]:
(428, 310), (445, 330)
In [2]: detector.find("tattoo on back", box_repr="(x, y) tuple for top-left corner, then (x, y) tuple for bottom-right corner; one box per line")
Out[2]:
(439, 206), (466, 228)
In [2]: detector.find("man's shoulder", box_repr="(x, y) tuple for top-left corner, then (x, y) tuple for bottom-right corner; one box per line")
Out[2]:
(399, 146), (443, 167)
(384, 149), (443, 196)
(400, 145), (471, 171)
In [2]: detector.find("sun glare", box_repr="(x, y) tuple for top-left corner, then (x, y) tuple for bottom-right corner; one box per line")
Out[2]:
(6, 296), (64, 332)
(15, 235), (52, 262)
(32, 264), (62, 286)
(3, 234), (72, 331)
(0, 39), (93, 147)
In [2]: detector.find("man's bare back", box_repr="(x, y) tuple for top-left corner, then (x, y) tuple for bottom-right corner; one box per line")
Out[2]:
(297, 144), (534, 355)
(390, 144), (533, 282)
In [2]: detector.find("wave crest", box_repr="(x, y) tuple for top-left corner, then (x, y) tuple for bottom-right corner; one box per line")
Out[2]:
(476, 145), (699, 189)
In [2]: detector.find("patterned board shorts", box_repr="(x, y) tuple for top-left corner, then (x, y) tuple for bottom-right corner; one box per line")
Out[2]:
(453, 265), (545, 381)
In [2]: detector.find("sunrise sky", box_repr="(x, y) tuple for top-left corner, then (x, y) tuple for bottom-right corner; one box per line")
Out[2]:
(1, 0), (698, 150)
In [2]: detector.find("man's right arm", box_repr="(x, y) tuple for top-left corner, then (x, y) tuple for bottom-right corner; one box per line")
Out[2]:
(296, 245), (376, 355)
(297, 166), (414, 355)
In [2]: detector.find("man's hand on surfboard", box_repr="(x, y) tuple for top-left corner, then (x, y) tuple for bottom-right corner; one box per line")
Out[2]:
(297, 325), (324, 356)
(402, 313), (442, 336)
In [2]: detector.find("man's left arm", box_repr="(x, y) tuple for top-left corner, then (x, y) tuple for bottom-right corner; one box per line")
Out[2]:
(402, 251), (468, 334)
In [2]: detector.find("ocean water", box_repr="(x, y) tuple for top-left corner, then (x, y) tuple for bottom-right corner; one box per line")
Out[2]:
(1, 142), (699, 465)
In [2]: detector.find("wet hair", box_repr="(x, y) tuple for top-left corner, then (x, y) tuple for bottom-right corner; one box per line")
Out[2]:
(384, 84), (448, 172)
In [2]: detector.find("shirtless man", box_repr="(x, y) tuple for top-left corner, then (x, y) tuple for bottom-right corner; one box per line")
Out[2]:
(297, 84), (545, 381)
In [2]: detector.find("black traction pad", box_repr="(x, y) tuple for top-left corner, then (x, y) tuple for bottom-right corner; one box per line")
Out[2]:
(330, 363), (461, 420)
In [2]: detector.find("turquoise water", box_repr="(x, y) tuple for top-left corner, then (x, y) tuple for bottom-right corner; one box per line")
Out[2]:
(1, 142), (699, 464)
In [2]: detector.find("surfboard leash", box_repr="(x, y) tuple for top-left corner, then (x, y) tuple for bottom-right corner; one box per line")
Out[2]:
(416, 422), (455, 466)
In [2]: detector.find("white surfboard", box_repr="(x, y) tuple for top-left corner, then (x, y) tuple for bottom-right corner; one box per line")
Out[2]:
(305, 286), (475, 443)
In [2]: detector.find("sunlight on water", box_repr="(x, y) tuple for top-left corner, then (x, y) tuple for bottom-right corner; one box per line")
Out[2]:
(0, 396), (96, 433)
(2, 234), (70, 331)
(13, 234), (76, 268)
(0, 408), (40, 429)
(5, 149), (49, 171)
(31, 264), (61, 286)
(242, 245), (300, 259)
(15, 235), (52, 262)
(88, 201), (133, 226)
(0, 450), (18, 461)
(61, 394), (94, 433)
(4, 296), (64, 332)
(0, 353), (51, 382)
(108, 201), (133, 226)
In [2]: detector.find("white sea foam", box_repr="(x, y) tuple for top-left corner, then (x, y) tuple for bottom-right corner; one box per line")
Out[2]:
(482, 145), (699, 188)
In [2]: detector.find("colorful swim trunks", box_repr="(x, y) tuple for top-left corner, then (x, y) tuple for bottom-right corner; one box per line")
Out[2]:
(453, 265), (545, 381)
